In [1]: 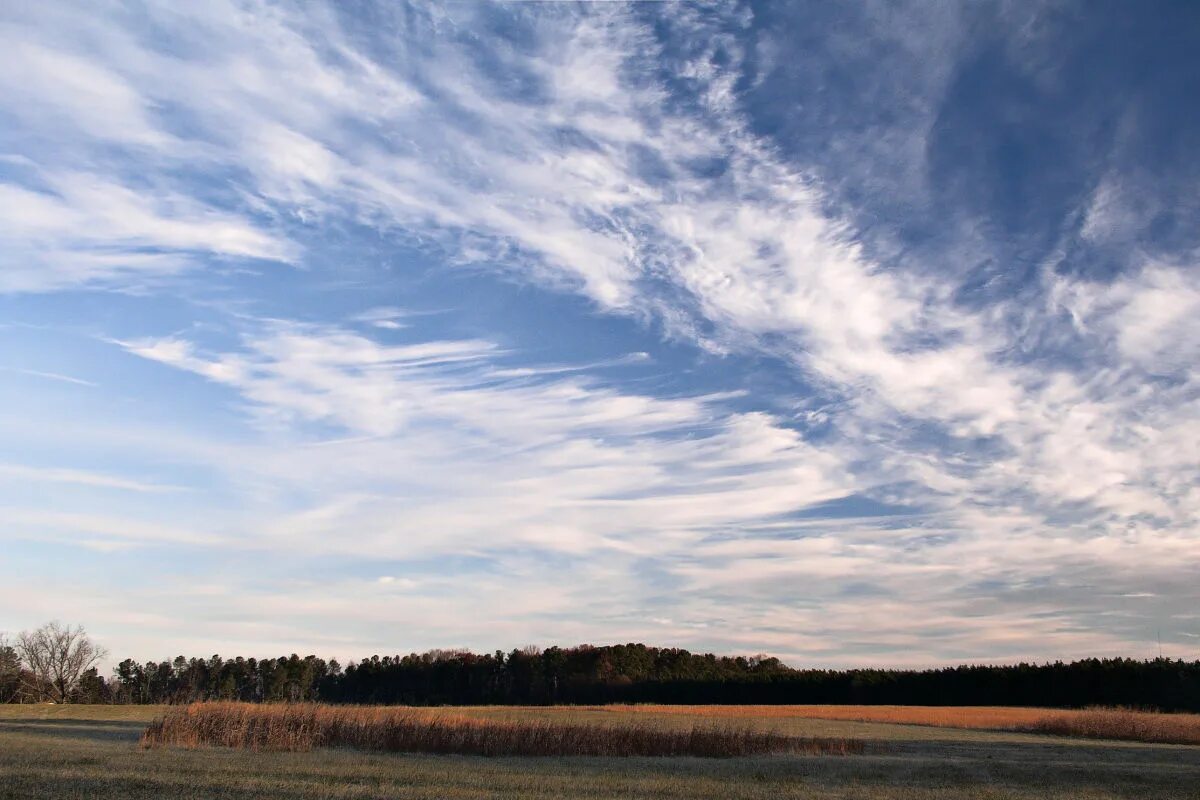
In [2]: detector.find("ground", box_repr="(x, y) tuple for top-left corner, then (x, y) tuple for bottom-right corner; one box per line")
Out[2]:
(2, 705), (1198, 799)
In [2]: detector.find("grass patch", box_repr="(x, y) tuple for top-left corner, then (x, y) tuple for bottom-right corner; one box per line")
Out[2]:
(604, 704), (1200, 745)
(1018, 707), (1200, 745)
(5, 704), (1200, 799)
(599, 704), (1061, 729)
(140, 702), (864, 757)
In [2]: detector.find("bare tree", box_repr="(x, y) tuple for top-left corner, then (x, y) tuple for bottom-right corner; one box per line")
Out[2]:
(15, 622), (107, 703)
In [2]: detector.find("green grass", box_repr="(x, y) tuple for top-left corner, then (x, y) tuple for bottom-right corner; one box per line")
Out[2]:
(2, 705), (1199, 799)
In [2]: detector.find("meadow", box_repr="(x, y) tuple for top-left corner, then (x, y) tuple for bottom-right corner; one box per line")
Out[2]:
(3, 704), (1200, 799)
(139, 701), (862, 756)
(594, 704), (1200, 745)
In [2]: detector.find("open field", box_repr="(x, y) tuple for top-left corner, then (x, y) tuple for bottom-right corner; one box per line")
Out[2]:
(591, 704), (1200, 744)
(2, 704), (1200, 799)
(596, 704), (1092, 728)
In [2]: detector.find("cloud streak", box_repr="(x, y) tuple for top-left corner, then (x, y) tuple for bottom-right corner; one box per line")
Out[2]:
(0, 0), (1196, 664)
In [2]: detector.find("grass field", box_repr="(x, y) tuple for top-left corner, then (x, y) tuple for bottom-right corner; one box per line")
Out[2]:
(2, 704), (1199, 799)
(592, 704), (1200, 744)
(140, 702), (862, 756)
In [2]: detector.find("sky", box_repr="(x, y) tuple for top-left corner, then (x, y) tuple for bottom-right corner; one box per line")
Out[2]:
(1, 0), (1198, 668)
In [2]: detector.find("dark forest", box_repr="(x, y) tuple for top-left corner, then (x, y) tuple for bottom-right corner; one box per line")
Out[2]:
(11, 643), (1198, 711)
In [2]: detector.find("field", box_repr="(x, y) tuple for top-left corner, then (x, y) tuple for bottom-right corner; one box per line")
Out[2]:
(593, 704), (1200, 744)
(3, 704), (1200, 799)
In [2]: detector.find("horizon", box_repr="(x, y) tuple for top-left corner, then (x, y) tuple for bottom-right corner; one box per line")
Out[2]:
(2, 1), (1198, 668)
(83, 637), (1198, 678)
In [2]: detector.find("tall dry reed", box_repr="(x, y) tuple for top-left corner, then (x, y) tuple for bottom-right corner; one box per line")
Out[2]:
(140, 702), (864, 757)
(1016, 707), (1200, 746)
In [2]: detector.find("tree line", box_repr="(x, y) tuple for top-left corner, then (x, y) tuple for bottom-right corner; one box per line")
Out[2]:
(4, 622), (1199, 710)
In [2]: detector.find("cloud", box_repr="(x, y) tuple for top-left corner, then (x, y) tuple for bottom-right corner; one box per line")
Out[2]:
(6, 367), (97, 387)
(0, 463), (185, 493)
(91, 317), (1195, 665)
(0, 33), (169, 149)
(118, 322), (852, 561)
(1, 0), (1196, 663)
(0, 171), (297, 292)
(5, 508), (220, 547)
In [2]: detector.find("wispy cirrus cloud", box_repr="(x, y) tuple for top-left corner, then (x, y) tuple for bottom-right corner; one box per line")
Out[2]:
(118, 321), (852, 551)
(0, 170), (297, 291)
(0, 463), (184, 493)
(0, 0), (1196, 663)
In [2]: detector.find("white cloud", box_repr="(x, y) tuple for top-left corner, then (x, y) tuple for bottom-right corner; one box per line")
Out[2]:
(0, 33), (168, 148)
(0, 172), (297, 291)
(1, 0), (1197, 663)
(118, 323), (852, 561)
(0, 463), (185, 494)
(5, 508), (220, 547)
(85, 317), (1195, 664)
(7, 368), (97, 387)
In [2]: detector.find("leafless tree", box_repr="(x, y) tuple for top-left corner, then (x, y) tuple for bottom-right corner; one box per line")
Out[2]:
(15, 622), (107, 703)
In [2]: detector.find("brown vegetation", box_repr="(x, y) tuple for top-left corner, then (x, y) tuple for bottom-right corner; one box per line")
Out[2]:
(140, 702), (864, 757)
(600, 704), (1054, 729)
(1018, 707), (1200, 745)
(601, 704), (1200, 745)
(7, 704), (1200, 800)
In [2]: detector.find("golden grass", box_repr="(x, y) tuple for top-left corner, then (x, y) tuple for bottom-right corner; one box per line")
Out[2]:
(1022, 707), (1200, 745)
(599, 704), (1053, 728)
(599, 704), (1200, 745)
(140, 702), (864, 757)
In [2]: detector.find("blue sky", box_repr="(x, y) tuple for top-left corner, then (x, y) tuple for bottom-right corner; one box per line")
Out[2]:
(1, 0), (1198, 667)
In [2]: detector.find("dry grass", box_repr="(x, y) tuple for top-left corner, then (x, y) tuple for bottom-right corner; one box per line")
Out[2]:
(600, 704), (1055, 729)
(600, 704), (1200, 745)
(140, 702), (864, 757)
(1020, 707), (1200, 746)
(5, 704), (1200, 799)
